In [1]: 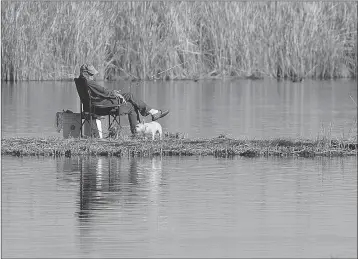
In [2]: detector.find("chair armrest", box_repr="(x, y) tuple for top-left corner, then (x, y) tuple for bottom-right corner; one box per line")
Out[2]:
(93, 103), (122, 109)
(87, 89), (120, 103)
(86, 89), (123, 110)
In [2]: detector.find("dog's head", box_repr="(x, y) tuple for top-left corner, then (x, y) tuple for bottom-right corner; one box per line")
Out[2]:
(135, 121), (146, 133)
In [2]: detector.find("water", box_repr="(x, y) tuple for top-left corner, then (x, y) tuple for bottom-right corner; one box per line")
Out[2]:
(1, 156), (357, 258)
(1, 79), (357, 139)
(1, 79), (357, 258)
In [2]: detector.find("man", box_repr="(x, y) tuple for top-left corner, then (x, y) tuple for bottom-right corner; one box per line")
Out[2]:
(78, 63), (169, 135)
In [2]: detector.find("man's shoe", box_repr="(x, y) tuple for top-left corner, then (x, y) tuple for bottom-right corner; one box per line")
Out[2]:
(152, 110), (169, 121)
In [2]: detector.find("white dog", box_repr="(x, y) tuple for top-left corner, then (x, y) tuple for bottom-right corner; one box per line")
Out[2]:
(135, 121), (163, 140)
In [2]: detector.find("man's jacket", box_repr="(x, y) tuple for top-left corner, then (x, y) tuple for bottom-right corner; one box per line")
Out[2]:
(79, 75), (119, 106)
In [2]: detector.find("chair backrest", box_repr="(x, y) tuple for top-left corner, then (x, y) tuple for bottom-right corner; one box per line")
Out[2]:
(74, 77), (90, 112)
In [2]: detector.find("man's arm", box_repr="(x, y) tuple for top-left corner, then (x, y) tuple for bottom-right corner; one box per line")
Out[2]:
(113, 90), (127, 104)
(87, 80), (116, 99)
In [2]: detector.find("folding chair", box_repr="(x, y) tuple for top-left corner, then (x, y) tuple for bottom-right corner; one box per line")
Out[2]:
(74, 77), (122, 138)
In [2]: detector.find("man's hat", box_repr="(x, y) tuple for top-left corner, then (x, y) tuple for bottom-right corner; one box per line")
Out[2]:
(80, 64), (99, 76)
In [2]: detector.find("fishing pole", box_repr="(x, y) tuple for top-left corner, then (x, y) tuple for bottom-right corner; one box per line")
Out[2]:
(127, 61), (189, 92)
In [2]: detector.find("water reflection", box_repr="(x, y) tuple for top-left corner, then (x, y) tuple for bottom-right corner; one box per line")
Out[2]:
(55, 156), (165, 256)
(70, 156), (164, 221)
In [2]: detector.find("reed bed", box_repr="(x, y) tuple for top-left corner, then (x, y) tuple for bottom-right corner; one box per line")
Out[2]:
(1, 133), (357, 158)
(1, 2), (357, 81)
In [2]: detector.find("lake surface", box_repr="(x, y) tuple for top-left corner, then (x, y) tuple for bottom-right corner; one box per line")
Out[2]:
(2, 155), (357, 258)
(1, 79), (357, 258)
(1, 79), (357, 139)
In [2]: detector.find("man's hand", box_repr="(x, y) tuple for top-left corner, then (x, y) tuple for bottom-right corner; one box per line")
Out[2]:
(113, 90), (126, 104)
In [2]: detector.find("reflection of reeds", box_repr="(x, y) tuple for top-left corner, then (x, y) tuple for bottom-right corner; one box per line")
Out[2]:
(1, 2), (356, 81)
(1, 133), (357, 158)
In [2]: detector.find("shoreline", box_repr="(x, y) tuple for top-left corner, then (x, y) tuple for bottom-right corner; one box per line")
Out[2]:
(1, 76), (357, 83)
(1, 135), (357, 158)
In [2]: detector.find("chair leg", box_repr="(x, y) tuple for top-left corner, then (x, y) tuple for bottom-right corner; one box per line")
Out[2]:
(89, 115), (92, 139)
(108, 115), (110, 132)
(116, 113), (121, 137)
(80, 114), (91, 138)
(108, 115), (113, 129)
(80, 105), (83, 138)
(80, 113), (91, 139)
(80, 115), (82, 138)
(107, 114), (122, 139)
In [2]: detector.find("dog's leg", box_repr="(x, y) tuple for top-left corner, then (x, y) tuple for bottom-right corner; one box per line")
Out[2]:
(158, 128), (163, 140)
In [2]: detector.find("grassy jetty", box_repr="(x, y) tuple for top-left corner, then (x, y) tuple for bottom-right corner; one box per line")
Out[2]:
(1, 134), (357, 158)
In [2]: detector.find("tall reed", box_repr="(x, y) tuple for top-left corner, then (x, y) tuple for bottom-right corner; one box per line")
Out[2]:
(1, 1), (357, 81)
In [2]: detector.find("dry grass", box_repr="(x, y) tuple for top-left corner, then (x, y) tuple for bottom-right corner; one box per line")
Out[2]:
(1, 133), (356, 158)
(1, 2), (357, 81)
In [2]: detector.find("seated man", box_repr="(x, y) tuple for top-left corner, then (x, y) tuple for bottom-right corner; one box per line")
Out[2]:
(78, 63), (169, 135)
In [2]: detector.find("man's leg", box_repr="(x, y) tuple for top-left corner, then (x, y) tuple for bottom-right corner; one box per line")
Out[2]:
(117, 102), (140, 134)
(121, 92), (151, 116)
(121, 92), (169, 121)
(127, 111), (138, 134)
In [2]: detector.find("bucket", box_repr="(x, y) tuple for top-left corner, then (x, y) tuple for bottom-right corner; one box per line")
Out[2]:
(62, 113), (81, 139)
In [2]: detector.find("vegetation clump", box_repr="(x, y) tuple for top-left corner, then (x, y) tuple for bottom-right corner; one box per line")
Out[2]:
(1, 133), (356, 158)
